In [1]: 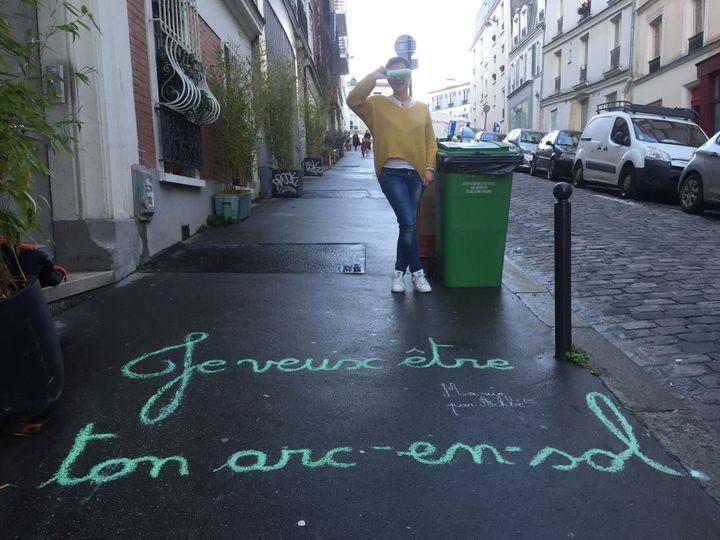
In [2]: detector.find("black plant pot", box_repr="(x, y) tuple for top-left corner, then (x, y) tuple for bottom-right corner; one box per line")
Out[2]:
(271, 168), (304, 197)
(0, 278), (64, 427)
(302, 157), (323, 177)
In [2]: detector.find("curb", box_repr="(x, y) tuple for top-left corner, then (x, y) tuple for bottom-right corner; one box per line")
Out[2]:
(502, 256), (720, 504)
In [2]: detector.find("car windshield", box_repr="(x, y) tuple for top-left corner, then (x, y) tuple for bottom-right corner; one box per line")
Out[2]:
(631, 118), (707, 147)
(556, 132), (580, 146)
(520, 131), (544, 143)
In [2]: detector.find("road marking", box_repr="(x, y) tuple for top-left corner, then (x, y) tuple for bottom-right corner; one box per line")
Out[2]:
(592, 194), (639, 206)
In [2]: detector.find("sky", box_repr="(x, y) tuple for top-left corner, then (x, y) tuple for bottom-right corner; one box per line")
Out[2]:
(345, 0), (480, 101)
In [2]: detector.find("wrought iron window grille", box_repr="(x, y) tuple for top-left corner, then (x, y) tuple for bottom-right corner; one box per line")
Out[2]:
(153, 0), (220, 125)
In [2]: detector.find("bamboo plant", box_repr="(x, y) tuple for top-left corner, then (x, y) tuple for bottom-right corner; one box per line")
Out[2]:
(258, 55), (298, 171)
(208, 43), (259, 192)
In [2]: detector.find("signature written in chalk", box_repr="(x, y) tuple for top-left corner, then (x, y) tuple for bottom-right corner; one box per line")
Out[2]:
(441, 382), (534, 416)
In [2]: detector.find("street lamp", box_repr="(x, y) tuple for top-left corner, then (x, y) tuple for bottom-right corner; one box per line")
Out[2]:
(485, 16), (498, 27)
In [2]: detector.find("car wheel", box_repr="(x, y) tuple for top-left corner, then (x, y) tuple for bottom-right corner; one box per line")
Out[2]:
(529, 158), (537, 176)
(679, 174), (704, 214)
(618, 167), (637, 199)
(572, 164), (586, 188)
(547, 159), (558, 180)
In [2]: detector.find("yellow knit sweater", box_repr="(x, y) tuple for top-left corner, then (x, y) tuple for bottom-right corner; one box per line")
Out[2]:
(347, 74), (437, 179)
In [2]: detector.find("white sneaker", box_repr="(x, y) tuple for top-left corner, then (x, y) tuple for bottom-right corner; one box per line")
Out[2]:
(391, 270), (405, 293)
(411, 269), (432, 293)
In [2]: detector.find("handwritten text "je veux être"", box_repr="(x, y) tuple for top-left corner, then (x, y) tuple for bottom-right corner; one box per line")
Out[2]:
(120, 332), (514, 426)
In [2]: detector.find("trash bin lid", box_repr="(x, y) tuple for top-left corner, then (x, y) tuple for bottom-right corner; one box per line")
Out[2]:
(437, 141), (516, 155)
(436, 141), (523, 173)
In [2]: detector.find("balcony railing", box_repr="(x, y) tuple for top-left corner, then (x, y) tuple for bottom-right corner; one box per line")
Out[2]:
(557, 16), (563, 35)
(554, 76), (561, 93)
(610, 46), (620, 70)
(689, 32), (704, 53)
(579, 65), (587, 82)
(649, 56), (660, 74)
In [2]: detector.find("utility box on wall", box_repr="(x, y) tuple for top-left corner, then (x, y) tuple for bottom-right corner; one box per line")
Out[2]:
(131, 165), (157, 221)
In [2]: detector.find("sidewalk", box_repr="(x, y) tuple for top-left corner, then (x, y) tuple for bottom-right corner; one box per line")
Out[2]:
(1, 149), (720, 538)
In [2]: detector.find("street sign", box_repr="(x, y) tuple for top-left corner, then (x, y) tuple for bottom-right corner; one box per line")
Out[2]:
(394, 34), (416, 59)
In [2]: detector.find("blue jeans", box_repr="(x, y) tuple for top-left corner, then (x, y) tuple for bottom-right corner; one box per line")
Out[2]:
(379, 168), (424, 273)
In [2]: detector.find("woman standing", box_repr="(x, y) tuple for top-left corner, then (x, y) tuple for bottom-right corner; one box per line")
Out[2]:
(347, 56), (437, 293)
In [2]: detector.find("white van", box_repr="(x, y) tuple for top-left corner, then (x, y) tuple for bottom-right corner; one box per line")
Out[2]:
(572, 102), (708, 198)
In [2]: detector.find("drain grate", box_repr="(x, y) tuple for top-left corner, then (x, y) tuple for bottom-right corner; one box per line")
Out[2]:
(140, 243), (366, 274)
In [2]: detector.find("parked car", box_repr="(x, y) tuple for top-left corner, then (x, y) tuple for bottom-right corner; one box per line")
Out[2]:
(530, 130), (581, 180)
(504, 128), (545, 169)
(473, 130), (505, 143)
(572, 101), (708, 198)
(454, 126), (477, 142)
(677, 129), (720, 214)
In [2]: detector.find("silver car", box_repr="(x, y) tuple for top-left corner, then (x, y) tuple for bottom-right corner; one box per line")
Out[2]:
(677, 130), (720, 214)
(504, 128), (545, 169)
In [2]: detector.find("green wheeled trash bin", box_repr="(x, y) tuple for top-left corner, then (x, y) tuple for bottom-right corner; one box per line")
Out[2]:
(435, 141), (523, 287)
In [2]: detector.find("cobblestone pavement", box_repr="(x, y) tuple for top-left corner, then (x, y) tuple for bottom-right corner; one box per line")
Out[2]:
(506, 171), (720, 431)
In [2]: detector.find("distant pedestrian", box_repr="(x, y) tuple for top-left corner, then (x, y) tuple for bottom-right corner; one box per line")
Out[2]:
(363, 130), (372, 150)
(347, 56), (437, 294)
(352, 132), (361, 151)
(361, 137), (370, 157)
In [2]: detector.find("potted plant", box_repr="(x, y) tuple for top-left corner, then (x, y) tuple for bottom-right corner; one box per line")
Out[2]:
(577, 1), (591, 16)
(302, 94), (327, 177)
(259, 57), (303, 197)
(0, 1), (96, 427)
(208, 43), (259, 222)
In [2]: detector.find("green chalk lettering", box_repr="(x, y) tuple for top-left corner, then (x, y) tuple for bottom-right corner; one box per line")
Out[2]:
(39, 423), (189, 488)
(197, 359), (226, 374)
(398, 441), (512, 465)
(306, 358), (333, 371)
(399, 347), (430, 368)
(334, 358), (362, 370)
(529, 447), (581, 470)
(398, 441), (438, 460)
(88, 456), (189, 483)
(485, 358), (514, 370)
(220, 450), (273, 472)
(277, 358), (303, 371)
(400, 339), (512, 370)
(359, 358), (384, 369)
(236, 358), (272, 373)
(122, 333), (208, 425)
(217, 446), (357, 473)
(39, 423), (116, 487)
(235, 356), (381, 373)
(309, 447), (356, 468)
(529, 392), (683, 475)
(122, 333), (512, 425)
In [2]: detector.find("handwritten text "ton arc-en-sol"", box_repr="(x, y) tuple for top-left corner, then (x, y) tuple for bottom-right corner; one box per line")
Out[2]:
(39, 393), (683, 489)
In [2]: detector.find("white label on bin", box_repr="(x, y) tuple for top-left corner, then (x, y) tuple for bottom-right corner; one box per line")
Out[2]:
(463, 180), (495, 194)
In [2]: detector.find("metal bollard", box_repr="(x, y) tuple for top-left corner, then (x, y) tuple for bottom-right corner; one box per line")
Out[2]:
(553, 182), (573, 359)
